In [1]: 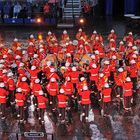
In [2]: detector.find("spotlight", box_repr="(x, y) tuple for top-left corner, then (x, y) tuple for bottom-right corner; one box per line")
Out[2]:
(36, 17), (43, 24)
(79, 16), (86, 26)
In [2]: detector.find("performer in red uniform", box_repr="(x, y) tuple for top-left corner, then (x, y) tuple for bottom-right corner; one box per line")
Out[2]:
(101, 83), (112, 116)
(57, 88), (68, 121)
(123, 77), (133, 111)
(80, 86), (91, 120)
(37, 90), (48, 123)
(0, 82), (9, 119)
(15, 88), (25, 122)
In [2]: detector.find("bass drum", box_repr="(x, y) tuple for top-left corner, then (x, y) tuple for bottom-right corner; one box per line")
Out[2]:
(79, 54), (92, 68)
(41, 54), (57, 68)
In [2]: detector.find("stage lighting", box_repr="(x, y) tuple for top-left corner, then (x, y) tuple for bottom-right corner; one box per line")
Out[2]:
(36, 17), (42, 24)
(79, 16), (86, 26)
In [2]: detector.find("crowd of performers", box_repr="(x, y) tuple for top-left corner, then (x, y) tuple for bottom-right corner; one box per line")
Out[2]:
(0, 29), (139, 125)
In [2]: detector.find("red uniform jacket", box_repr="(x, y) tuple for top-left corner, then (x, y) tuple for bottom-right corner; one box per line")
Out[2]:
(7, 77), (15, 91)
(47, 72), (60, 80)
(87, 67), (99, 82)
(69, 71), (82, 84)
(81, 90), (91, 105)
(32, 83), (42, 96)
(15, 93), (25, 106)
(102, 88), (112, 102)
(62, 81), (74, 95)
(0, 88), (9, 103)
(37, 96), (48, 109)
(57, 94), (68, 108)
(127, 65), (138, 78)
(46, 82), (59, 96)
(123, 82), (133, 97)
(18, 81), (30, 96)
(27, 46), (35, 57)
(27, 68), (40, 81)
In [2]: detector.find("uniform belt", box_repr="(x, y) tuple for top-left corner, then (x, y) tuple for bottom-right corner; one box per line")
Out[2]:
(82, 99), (89, 101)
(72, 78), (77, 80)
(104, 95), (110, 98)
(16, 100), (23, 102)
(125, 89), (131, 92)
(50, 89), (56, 91)
(9, 85), (13, 87)
(105, 72), (109, 74)
(0, 96), (5, 99)
(34, 91), (39, 93)
(59, 102), (66, 104)
(32, 76), (37, 78)
(22, 89), (28, 92)
(91, 74), (97, 76)
(66, 89), (71, 91)
(39, 103), (45, 105)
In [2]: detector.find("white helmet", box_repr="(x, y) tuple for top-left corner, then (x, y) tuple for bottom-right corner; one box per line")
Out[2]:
(72, 67), (76, 71)
(60, 88), (64, 94)
(50, 78), (56, 82)
(39, 44), (44, 48)
(2, 69), (7, 74)
(14, 38), (18, 42)
(126, 77), (131, 82)
(31, 66), (36, 70)
(128, 32), (132, 35)
(130, 59), (136, 64)
(19, 63), (24, 67)
(29, 42), (34, 46)
(63, 30), (67, 34)
(104, 83), (109, 88)
(118, 68), (123, 72)
(83, 86), (88, 90)
(7, 72), (13, 77)
(80, 77), (85, 81)
(66, 77), (70, 81)
(111, 29), (115, 33)
(78, 28), (82, 32)
(0, 82), (5, 88)
(91, 55), (95, 59)
(22, 50), (26, 54)
(66, 53), (71, 57)
(95, 50), (99, 54)
(111, 47), (115, 51)
(3, 55), (7, 59)
(17, 88), (22, 92)
(15, 55), (21, 59)
(8, 49), (12, 53)
(22, 77), (27, 82)
(132, 46), (137, 50)
(50, 68), (55, 73)
(39, 48), (44, 52)
(112, 55), (117, 59)
(104, 60), (110, 65)
(48, 31), (52, 35)
(134, 51), (138, 54)
(95, 36), (99, 40)
(30, 34), (34, 39)
(66, 42), (69, 46)
(39, 90), (44, 95)
(99, 73), (104, 78)
(17, 47), (21, 50)
(110, 39), (115, 42)
(35, 79), (40, 83)
(128, 42), (132, 47)
(0, 59), (5, 63)
(132, 54), (137, 58)
(119, 41), (124, 45)
(65, 62), (70, 67)
(79, 44), (83, 48)
(33, 54), (38, 58)
(93, 30), (97, 34)
(92, 64), (97, 68)
(47, 61), (51, 66)
(0, 64), (4, 68)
